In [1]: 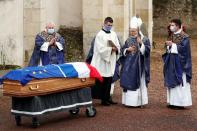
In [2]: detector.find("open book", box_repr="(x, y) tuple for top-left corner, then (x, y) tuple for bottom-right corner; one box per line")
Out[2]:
(108, 40), (117, 48)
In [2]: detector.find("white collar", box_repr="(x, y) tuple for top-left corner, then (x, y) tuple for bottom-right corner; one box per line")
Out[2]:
(174, 29), (182, 35)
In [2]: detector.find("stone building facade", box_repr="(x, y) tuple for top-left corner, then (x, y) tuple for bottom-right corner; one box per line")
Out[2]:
(0, 0), (152, 66)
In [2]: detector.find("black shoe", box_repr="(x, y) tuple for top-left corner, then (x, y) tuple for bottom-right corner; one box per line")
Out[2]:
(167, 105), (175, 108)
(167, 105), (185, 110)
(174, 106), (185, 110)
(107, 99), (118, 104)
(101, 101), (111, 106)
(125, 105), (141, 108)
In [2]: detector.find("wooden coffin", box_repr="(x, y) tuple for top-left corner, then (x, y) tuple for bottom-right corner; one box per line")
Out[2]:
(3, 78), (95, 97)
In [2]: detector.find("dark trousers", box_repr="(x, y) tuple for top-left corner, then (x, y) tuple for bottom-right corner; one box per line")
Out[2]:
(91, 77), (112, 102)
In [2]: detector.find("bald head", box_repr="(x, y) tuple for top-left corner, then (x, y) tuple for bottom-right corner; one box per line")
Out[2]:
(46, 22), (55, 34)
(46, 22), (55, 29)
(129, 28), (138, 37)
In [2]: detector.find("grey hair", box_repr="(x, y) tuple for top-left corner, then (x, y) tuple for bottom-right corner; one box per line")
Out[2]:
(46, 22), (55, 28)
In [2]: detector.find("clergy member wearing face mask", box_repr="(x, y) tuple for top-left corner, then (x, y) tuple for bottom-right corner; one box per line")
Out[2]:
(120, 16), (151, 107)
(163, 19), (192, 109)
(28, 22), (65, 66)
(91, 17), (120, 106)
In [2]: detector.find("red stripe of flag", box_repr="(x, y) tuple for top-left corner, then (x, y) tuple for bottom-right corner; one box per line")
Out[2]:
(86, 63), (103, 82)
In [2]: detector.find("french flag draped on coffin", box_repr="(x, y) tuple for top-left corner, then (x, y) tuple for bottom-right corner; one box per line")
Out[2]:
(0, 62), (102, 116)
(0, 62), (103, 85)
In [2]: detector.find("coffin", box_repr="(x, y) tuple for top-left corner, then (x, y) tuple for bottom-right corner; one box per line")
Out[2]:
(3, 78), (95, 97)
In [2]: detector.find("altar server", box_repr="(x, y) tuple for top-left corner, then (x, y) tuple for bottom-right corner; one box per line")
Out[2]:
(163, 19), (192, 109)
(91, 17), (120, 106)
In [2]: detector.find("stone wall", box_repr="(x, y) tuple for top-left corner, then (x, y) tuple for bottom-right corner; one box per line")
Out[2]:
(135, 0), (153, 43)
(23, 0), (60, 65)
(82, 0), (128, 57)
(82, 0), (152, 57)
(82, 0), (103, 57)
(23, 0), (82, 65)
(0, 0), (152, 66)
(153, 0), (197, 37)
(59, 0), (82, 27)
(23, 0), (42, 64)
(0, 0), (23, 66)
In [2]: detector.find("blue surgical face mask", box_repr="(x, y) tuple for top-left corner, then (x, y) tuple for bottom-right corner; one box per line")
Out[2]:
(104, 25), (112, 32)
(170, 25), (177, 32)
(130, 35), (138, 38)
(48, 29), (55, 34)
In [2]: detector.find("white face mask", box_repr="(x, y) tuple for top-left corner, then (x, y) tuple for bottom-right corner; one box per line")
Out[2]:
(170, 25), (177, 32)
(47, 29), (55, 34)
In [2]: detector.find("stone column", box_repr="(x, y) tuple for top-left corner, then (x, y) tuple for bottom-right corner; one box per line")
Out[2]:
(0, 0), (24, 66)
(82, 0), (103, 57)
(82, 0), (125, 57)
(40, 0), (60, 29)
(59, 0), (82, 27)
(135, 0), (152, 44)
(23, 0), (42, 65)
(124, 0), (134, 42)
(107, 0), (125, 44)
